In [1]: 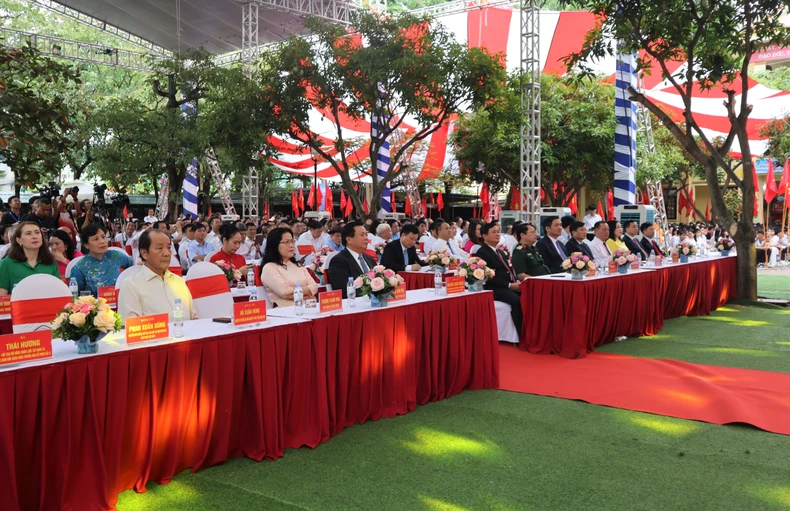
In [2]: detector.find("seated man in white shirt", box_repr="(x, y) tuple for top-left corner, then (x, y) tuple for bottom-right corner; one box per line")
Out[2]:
(431, 219), (469, 260)
(297, 220), (329, 254)
(178, 224), (195, 272)
(205, 216), (223, 251)
(118, 229), (195, 321)
(374, 222), (392, 245)
(143, 209), (158, 224)
(583, 204), (603, 240)
(114, 221), (136, 248)
(420, 221), (438, 254)
(236, 222), (261, 260)
(588, 221), (612, 261)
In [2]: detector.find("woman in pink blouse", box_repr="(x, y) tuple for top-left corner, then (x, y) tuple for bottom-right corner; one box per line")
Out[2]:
(260, 227), (318, 307)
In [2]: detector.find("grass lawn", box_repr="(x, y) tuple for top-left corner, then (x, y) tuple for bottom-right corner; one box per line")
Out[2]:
(757, 274), (790, 300)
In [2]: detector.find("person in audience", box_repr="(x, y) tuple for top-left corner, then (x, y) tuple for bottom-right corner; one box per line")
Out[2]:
(208, 224), (252, 280)
(536, 216), (567, 274)
(381, 223), (427, 272)
(419, 219), (437, 253)
(512, 222), (549, 279)
(622, 220), (649, 260)
(290, 219), (307, 237)
(376, 223), (393, 244)
(1, 195), (22, 225)
(476, 222), (523, 332)
(143, 209), (158, 224)
(114, 221), (136, 248)
(71, 224), (134, 296)
(324, 227), (343, 251)
(49, 229), (82, 278)
(152, 221), (181, 270)
(639, 223), (664, 257)
(583, 204), (602, 239)
(326, 221), (377, 298)
(204, 215), (222, 250)
(118, 229), (195, 321)
(606, 220), (627, 254)
(464, 219), (483, 254)
(431, 219), (469, 260)
(589, 221), (612, 261)
(0, 221), (60, 294)
(756, 228), (780, 267)
(388, 220), (401, 241)
(500, 225), (517, 254)
(236, 222), (260, 260)
(260, 227), (318, 307)
(0, 224), (12, 259)
(298, 220), (329, 253)
(187, 222), (213, 268)
(178, 224), (195, 272)
(559, 216), (574, 245)
(564, 221), (594, 259)
(23, 197), (58, 234)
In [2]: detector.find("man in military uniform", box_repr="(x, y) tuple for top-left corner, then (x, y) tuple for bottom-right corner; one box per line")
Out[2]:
(512, 223), (550, 279)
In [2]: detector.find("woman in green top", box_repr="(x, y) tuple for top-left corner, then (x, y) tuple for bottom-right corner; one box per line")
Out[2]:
(0, 221), (61, 295)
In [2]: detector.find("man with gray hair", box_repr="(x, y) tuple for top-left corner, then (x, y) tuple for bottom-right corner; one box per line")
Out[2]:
(375, 222), (393, 243)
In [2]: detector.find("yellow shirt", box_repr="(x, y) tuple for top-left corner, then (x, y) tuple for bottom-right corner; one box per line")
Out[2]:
(118, 265), (195, 321)
(606, 238), (628, 254)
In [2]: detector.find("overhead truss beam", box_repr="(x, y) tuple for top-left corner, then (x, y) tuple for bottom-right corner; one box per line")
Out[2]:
(409, 0), (514, 17)
(252, 0), (360, 25)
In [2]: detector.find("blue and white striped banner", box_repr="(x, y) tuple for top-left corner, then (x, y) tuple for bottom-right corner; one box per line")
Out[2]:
(373, 90), (391, 214)
(183, 160), (199, 219)
(614, 51), (638, 206)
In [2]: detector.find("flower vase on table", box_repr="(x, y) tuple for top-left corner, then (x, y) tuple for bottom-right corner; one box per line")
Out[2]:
(716, 238), (734, 257)
(562, 252), (594, 280)
(425, 248), (457, 275)
(50, 296), (122, 355)
(468, 280), (485, 292)
(673, 240), (698, 264)
(570, 269), (587, 280)
(609, 248), (636, 276)
(369, 293), (391, 308)
(457, 257), (496, 291)
(354, 265), (405, 309)
(617, 264), (629, 274)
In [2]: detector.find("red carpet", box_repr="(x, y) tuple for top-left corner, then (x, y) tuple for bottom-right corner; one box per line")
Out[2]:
(498, 345), (790, 436)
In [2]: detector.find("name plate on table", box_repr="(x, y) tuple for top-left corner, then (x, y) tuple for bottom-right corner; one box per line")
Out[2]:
(0, 331), (52, 367)
(98, 286), (118, 307)
(608, 261), (617, 274)
(320, 290), (343, 313)
(0, 295), (10, 316)
(391, 284), (407, 302)
(448, 262), (459, 271)
(631, 259), (640, 270)
(655, 255), (663, 267)
(445, 276), (465, 295)
(297, 245), (315, 256)
(587, 266), (596, 277)
(672, 253), (680, 263)
(126, 313), (169, 344)
(234, 300), (267, 326)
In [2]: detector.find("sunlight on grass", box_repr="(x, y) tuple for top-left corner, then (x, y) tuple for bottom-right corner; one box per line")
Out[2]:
(748, 485), (790, 507)
(627, 415), (700, 437)
(703, 316), (772, 326)
(419, 496), (472, 511)
(404, 428), (500, 458)
(715, 306), (741, 313)
(774, 342), (790, 347)
(117, 481), (200, 510)
(696, 347), (779, 357)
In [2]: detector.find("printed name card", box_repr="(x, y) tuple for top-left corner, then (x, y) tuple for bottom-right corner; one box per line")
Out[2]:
(98, 286), (118, 307)
(654, 255), (663, 267)
(234, 300), (267, 326)
(320, 290), (343, 313)
(448, 262), (459, 271)
(608, 261), (617, 274)
(671, 253), (680, 263)
(297, 244), (315, 255)
(0, 331), (53, 367)
(631, 259), (640, 270)
(0, 296), (10, 316)
(445, 276), (466, 295)
(419, 242), (425, 253)
(391, 284), (407, 302)
(587, 266), (596, 277)
(126, 313), (170, 344)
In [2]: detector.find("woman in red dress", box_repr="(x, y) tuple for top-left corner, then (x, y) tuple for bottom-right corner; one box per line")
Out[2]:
(208, 224), (252, 284)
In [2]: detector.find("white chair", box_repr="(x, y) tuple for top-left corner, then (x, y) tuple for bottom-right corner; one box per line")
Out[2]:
(494, 301), (520, 344)
(10, 274), (73, 333)
(184, 261), (233, 319)
(115, 265), (143, 290)
(107, 246), (128, 256)
(322, 250), (340, 291)
(64, 256), (84, 279)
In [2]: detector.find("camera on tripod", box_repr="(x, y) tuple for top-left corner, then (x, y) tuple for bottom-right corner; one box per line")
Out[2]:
(38, 181), (61, 200)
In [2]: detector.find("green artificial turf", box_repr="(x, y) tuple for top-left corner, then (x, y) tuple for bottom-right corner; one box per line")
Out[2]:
(757, 274), (790, 301)
(117, 390), (790, 511)
(598, 302), (790, 373)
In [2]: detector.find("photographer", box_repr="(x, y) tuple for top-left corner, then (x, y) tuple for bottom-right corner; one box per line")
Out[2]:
(22, 198), (58, 234)
(76, 199), (106, 234)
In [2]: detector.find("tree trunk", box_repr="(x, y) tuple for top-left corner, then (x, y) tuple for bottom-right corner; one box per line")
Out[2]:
(733, 229), (757, 301)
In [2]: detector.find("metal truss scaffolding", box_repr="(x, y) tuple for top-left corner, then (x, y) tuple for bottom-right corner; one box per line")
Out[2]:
(519, 0), (541, 226)
(206, 148), (238, 215)
(253, 0), (359, 25)
(240, 1), (261, 218)
(410, 0), (513, 17)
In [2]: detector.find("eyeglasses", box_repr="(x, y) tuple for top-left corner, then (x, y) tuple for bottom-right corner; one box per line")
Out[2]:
(280, 239), (295, 245)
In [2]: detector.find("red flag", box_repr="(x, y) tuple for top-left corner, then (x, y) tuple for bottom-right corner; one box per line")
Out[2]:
(430, 193), (435, 205)
(122, 204), (129, 219)
(291, 191), (298, 217)
(363, 196), (369, 214)
(480, 183), (491, 220)
(765, 158), (778, 205)
(437, 191), (444, 212)
(705, 201), (711, 221)
(265, 202), (270, 220)
(421, 197), (427, 217)
(405, 196), (412, 216)
(569, 194), (578, 216)
(642, 190), (650, 205)
(325, 187), (334, 218)
(340, 189), (347, 212)
(597, 201), (605, 221)
(391, 190), (397, 212)
(752, 163), (760, 217)
(315, 183), (323, 211)
(299, 188), (305, 215)
(778, 159), (790, 197)
(345, 194), (354, 218)
(510, 188), (519, 210)
(678, 188), (689, 215)
(307, 185), (315, 209)
(688, 188), (696, 219)
(208, 205), (212, 217)
(606, 190), (614, 220)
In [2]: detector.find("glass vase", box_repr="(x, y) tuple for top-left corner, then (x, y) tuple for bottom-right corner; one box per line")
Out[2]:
(370, 294), (390, 308)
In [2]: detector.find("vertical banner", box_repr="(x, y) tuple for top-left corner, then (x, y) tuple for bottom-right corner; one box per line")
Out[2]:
(374, 86), (391, 215)
(614, 50), (638, 206)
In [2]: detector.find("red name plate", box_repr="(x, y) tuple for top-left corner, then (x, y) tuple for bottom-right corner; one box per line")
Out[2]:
(419, 242), (425, 253)
(98, 286), (118, 306)
(608, 261), (617, 274)
(126, 313), (170, 344)
(234, 300), (267, 326)
(297, 244), (315, 255)
(587, 266), (596, 277)
(445, 276), (465, 295)
(320, 290), (343, 313)
(0, 330), (52, 366)
(0, 295), (10, 316)
(631, 259), (640, 270)
(654, 255), (663, 267)
(671, 253), (680, 263)
(448, 262), (459, 271)
(391, 284), (407, 302)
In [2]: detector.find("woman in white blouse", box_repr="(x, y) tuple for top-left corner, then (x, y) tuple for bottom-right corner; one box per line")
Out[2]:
(260, 227), (318, 307)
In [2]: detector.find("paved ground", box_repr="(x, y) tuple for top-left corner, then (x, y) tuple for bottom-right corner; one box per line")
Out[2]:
(758, 265), (790, 276)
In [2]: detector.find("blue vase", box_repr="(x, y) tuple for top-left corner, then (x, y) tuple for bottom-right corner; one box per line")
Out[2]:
(680, 255), (689, 263)
(74, 332), (105, 354)
(468, 281), (484, 292)
(617, 264), (629, 275)
(370, 294), (390, 308)
(720, 249), (730, 257)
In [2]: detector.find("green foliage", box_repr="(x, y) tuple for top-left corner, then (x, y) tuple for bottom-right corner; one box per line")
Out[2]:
(752, 66), (790, 91)
(452, 72), (615, 205)
(759, 116), (790, 162)
(259, 11), (506, 218)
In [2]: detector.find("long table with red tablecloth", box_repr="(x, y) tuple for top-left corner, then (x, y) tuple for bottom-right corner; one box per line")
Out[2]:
(0, 289), (498, 511)
(520, 254), (738, 359)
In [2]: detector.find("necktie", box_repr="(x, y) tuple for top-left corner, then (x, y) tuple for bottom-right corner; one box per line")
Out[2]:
(652, 241), (663, 256)
(555, 239), (567, 259)
(358, 254), (370, 273)
(403, 249), (409, 267)
(603, 241), (611, 255)
(634, 237), (647, 258)
(495, 249), (516, 283)
(448, 243), (455, 255)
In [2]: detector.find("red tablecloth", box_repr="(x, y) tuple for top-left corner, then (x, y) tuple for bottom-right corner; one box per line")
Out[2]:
(398, 271), (452, 291)
(0, 319), (10, 335)
(520, 257), (738, 359)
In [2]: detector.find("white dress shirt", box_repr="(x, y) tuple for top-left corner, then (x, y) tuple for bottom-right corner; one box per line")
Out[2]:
(178, 239), (191, 271)
(420, 234), (436, 253)
(236, 237), (259, 259)
(559, 229), (571, 245)
(143, 215), (158, 223)
(118, 265), (195, 321)
(432, 238), (469, 260)
(501, 233), (518, 254)
(346, 247), (369, 273)
(584, 213), (603, 230)
(205, 232), (222, 252)
(589, 237), (611, 261)
(298, 231), (329, 253)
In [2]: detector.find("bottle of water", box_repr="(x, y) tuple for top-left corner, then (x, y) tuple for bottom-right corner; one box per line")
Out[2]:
(346, 277), (356, 308)
(247, 287), (260, 326)
(434, 269), (443, 296)
(173, 298), (184, 338)
(247, 267), (255, 289)
(69, 278), (79, 300)
(294, 283), (304, 316)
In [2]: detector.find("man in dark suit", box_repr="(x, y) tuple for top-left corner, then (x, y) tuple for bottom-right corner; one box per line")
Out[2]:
(564, 221), (595, 260)
(639, 222), (664, 257)
(623, 220), (649, 260)
(535, 216), (567, 274)
(326, 221), (377, 297)
(476, 222), (523, 333)
(380, 223), (426, 272)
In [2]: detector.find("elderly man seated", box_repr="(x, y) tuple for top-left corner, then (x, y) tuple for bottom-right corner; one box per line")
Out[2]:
(118, 229), (195, 321)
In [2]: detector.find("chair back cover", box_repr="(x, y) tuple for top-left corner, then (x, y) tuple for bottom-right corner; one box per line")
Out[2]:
(184, 262), (233, 318)
(11, 274), (73, 333)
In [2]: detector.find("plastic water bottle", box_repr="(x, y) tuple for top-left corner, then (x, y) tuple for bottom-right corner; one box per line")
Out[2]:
(173, 298), (184, 338)
(247, 287), (260, 326)
(247, 267), (255, 288)
(434, 269), (443, 296)
(294, 283), (304, 316)
(69, 278), (79, 300)
(346, 277), (356, 308)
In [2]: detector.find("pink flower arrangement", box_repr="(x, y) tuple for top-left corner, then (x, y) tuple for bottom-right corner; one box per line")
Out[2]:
(215, 260), (242, 282)
(373, 242), (387, 255)
(674, 240), (699, 256)
(716, 237), (734, 252)
(353, 264), (405, 299)
(561, 252), (595, 273)
(496, 243), (511, 260)
(51, 296), (122, 342)
(308, 246), (335, 275)
(426, 248), (457, 269)
(610, 248), (636, 266)
(457, 257), (495, 285)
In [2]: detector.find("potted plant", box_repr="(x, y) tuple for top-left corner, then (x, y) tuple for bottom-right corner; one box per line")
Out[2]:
(457, 256), (496, 291)
(716, 237), (735, 256)
(561, 252), (595, 280)
(353, 265), (405, 308)
(51, 296), (122, 354)
(425, 248), (457, 273)
(610, 248), (636, 274)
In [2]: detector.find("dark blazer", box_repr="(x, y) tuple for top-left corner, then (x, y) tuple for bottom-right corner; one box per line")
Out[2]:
(535, 236), (566, 274)
(640, 236), (664, 257)
(624, 235), (648, 260)
(563, 238), (594, 260)
(476, 244), (515, 290)
(326, 248), (377, 298)
(380, 239), (426, 272)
